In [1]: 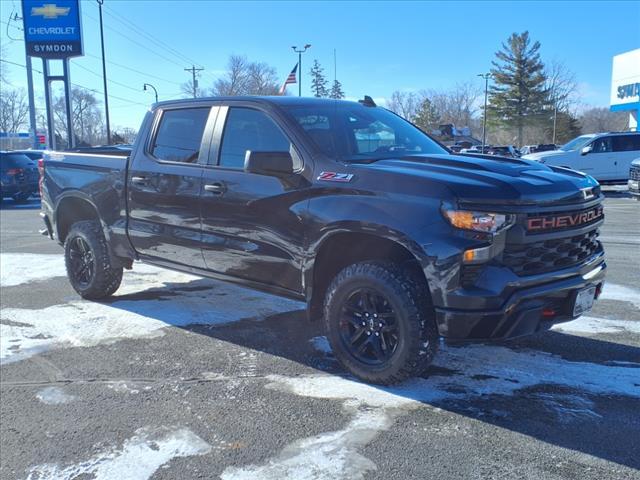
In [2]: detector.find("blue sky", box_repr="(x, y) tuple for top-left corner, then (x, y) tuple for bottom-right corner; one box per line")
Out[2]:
(1, 0), (639, 130)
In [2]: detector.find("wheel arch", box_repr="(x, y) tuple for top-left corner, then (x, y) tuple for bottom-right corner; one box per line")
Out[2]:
(305, 229), (433, 321)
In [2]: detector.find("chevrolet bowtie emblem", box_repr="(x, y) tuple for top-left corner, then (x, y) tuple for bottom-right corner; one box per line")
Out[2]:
(31, 4), (70, 19)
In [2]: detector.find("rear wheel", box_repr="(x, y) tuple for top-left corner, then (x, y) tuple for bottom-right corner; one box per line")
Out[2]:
(323, 262), (438, 384)
(64, 220), (123, 299)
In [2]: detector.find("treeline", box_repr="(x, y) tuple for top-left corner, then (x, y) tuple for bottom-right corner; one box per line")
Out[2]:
(386, 31), (629, 146)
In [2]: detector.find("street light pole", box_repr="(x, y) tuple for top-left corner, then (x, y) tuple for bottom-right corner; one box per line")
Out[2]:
(292, 44), (311, 97)
(97, 0), (111, 145)
(143, 83), (158, 103)
(478, 73), (492, 153)
(551, 86), (558, 145)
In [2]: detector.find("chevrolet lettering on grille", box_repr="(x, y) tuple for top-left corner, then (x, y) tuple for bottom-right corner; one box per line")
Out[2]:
(527, 206), (604, 231)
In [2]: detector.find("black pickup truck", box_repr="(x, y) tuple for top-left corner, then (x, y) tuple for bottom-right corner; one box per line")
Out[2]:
(41, 96), (606, 384)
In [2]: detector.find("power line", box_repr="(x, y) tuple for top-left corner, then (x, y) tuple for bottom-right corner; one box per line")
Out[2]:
(84, 53), (183, 86)
(102, 5), (204, 69)
(0, 58), (149, 107)
(83, 11), (188, 70)
(71, 60), (146, 93)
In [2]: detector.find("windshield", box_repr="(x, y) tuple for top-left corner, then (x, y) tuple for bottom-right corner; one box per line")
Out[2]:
(560, 135), (594, 152)
(283, 103), (448, 161)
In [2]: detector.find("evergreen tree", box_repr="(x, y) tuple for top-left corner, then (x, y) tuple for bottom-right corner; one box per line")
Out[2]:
(488, 31), (548, 146)
(329, 79), (344, 99)
(545, 110), (581, 144)
(412, 97), (440, 133)
(309, 60), (329, 98)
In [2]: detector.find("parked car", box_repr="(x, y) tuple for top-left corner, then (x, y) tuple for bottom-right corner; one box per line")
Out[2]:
(629, 157), (640, 200)
(487, 145), (521, 158)
(12, 149), (46, 162)
(523, 132), (640, 184)
(41, 96), (606, 384)
(0, 151), (39, 203)
(460, 145), (491, 154)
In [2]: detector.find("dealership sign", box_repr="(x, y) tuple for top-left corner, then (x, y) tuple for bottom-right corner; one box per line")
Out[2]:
(610, 49), (640, 110)
(21, 0), (83, 58)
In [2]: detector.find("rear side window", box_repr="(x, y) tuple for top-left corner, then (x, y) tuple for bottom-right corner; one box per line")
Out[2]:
(0, 154), (34, 168)
(151, 108), (210, 163)
(219, 108), (292, 169)
(612, 135), (640, 152)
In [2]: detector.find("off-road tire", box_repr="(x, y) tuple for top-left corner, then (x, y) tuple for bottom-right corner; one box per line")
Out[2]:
(323, 261), (438, 384)
(64, 220), (123, 299)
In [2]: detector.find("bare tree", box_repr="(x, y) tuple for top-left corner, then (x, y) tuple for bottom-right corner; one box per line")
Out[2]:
(545, 60), (578, 112)
(427, 82), (481, 129)
(210, 55), (279, 96)
(387, 91), (420, 119)
(0, 88), (29, 132)
(112, 126), (137, 144)
(578, 107), (628, 134)
(53, 87), (105, 146)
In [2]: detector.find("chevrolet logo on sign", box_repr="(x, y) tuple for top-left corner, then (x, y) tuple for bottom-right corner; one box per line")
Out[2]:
(31, 3), (70, 19)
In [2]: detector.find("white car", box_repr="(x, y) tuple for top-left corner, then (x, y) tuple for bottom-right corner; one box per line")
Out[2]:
(629, 157), (640, 199)
(523, 132), (640, 184)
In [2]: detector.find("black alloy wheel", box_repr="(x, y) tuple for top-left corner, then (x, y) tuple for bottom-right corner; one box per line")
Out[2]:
(68, 236), (95, 288)
(339, 288), (399, 365)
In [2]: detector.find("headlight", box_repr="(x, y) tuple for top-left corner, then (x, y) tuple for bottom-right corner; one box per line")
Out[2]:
(442, 209), (514, 233)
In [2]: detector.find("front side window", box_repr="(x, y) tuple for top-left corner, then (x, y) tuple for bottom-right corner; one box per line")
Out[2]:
(151, 108), (210, 163)
(560, 135), (594, 152)
(284, 103), (447, 162)
(612, 135), (640, 152)
(591, 137), (612, 154)
(219, 108), (292, 169)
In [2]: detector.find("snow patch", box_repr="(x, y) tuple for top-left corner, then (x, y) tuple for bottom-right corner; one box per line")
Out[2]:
(552, 316), (640, 335)
(1, 261), (302, 364)
(600, 283), (640, 310)
(25, 426), (211, 480)
(221, 409), (386, 480)
(36, 387), (75, 405)
(0, 253), (66, 287)
(309, 336), (332, 356)
(534, 393), (602, 423)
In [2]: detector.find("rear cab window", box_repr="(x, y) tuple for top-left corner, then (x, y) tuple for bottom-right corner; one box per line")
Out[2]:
(151, 108), (210, 163)
(612, 135), (640, 152)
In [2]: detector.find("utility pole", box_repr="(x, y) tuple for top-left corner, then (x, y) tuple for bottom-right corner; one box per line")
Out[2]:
(478, 73), (492, 153)
(97, 0), (111, 145)
(291, 44), (311, 97)
(184, 65), (204, 98)
(551, 85), (558, 145)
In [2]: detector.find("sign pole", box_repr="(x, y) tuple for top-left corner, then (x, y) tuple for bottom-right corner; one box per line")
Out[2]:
(25, 55), (38, 149)
(41, 59), (56, 150)
(63, 58), (74, 148)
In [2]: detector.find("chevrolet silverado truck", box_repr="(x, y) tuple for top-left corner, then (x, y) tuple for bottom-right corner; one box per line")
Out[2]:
(41, 96), (607, 384)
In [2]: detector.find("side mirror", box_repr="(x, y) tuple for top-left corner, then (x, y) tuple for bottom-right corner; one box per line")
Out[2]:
(244, 151), (293, 176)
(581, 145), (592, 156)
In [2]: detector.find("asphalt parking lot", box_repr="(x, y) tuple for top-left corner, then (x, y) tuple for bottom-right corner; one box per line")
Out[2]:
(1, 193), (639, 480)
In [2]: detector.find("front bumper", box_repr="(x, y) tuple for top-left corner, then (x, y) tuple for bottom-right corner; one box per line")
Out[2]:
(628, 179), (639, 197)
(434, 255), (606, 340)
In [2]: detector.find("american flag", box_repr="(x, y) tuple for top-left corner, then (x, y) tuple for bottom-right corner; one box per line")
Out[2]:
(279, 63), (298, 95)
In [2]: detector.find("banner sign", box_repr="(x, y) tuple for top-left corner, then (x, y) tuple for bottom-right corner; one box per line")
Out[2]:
(22, 0), (83, 58)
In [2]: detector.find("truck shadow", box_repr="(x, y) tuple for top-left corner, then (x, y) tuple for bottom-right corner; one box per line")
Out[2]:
(103, 276), (640, 471)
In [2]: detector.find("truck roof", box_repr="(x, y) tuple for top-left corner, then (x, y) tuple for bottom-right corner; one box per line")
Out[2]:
(154, 96), (360, 109)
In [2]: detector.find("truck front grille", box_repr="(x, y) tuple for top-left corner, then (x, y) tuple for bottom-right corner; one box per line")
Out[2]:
(630, 166), (640, 181)
(503, 228), (601, 276)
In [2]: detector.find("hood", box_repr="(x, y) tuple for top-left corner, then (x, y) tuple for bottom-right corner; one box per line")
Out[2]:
(522, 150), (568, 161)
(360, 154), (599, 206)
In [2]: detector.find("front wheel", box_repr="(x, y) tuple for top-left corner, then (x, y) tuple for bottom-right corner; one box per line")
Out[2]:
(64, 220), (123, 299)
(323, 262), (438, 384)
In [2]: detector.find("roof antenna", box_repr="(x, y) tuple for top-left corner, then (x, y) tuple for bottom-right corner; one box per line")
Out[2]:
(359, 95), (376, 107)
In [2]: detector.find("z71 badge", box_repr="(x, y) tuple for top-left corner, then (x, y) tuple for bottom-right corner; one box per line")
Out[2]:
(318, 171), (354, 182)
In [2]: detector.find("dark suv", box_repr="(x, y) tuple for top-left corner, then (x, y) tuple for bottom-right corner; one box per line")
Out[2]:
(0, 151), (39, 203)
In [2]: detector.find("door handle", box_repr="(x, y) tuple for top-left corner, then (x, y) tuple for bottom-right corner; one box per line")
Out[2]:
(204, 182), (226, 195)
(131, 176), (148, 185)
